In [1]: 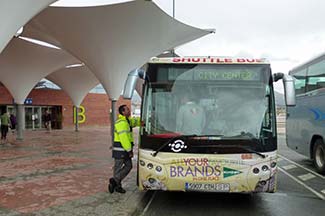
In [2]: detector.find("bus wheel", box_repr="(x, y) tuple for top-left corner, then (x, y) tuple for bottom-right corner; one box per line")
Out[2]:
(313, 139), (325, 174)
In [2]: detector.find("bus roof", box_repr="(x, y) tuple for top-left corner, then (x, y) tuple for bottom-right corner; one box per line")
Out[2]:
(289, 52), (325, 75)
(149, 57), (270, 65)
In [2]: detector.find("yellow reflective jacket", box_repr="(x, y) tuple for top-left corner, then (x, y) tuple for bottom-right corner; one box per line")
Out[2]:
(114, 114), (141, 152)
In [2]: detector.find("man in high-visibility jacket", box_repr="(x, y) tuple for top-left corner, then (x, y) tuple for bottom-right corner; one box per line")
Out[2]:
(108, 104), (141, 193)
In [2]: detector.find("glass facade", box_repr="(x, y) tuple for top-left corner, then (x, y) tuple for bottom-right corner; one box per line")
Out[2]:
(5, 105), (61, 130)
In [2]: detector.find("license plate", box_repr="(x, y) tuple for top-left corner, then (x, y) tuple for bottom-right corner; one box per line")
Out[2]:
(185, 183), (230, 192)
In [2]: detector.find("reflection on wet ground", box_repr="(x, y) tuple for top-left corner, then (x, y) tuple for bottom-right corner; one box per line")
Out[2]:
(0, 128), (116, 214)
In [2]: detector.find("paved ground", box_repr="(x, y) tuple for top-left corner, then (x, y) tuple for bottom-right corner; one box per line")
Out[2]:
(0, 127), (145, 216)
(0, 114), (290, 215)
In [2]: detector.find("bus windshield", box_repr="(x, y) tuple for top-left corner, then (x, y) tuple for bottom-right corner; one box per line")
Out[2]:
(142, 63), (273, 140)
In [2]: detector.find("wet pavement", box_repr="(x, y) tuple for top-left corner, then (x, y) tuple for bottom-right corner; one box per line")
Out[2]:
(2, 115), (322, 216)
(139, 117), (325, 216)
(0, 128), (144, 216)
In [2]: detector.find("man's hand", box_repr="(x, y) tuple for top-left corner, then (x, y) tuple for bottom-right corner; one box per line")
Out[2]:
(128, 151), (134, 158)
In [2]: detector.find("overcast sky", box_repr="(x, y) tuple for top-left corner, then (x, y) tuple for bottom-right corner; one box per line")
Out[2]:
(52, 0), (325, 92)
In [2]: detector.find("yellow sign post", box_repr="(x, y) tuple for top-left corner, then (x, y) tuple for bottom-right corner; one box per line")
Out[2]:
(73, 105), (86, 124)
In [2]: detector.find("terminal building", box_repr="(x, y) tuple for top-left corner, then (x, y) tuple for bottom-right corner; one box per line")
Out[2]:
(0, 82), (131, 130)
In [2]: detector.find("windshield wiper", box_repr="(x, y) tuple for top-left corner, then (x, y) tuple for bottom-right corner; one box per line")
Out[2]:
(230, 132), (256, 139)
(151, 134), (224, 157)
(193, 144), (266, 159)
(151, 134), (197, 157)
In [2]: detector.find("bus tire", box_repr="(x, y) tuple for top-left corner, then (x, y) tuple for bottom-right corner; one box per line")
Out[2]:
(313, 139), (325, 174)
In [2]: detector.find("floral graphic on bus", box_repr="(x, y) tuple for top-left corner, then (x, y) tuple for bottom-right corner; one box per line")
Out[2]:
(142, 178), (167, 190)
(254, 174), (276, 192)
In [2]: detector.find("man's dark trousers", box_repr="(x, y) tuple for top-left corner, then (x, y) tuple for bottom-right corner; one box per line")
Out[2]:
(113, 157), (132, 186)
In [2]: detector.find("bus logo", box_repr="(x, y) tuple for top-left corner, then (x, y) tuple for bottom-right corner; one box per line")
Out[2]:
(223, 167), (242, 178)
(169, 140), (187, 152)
(309, 108), (325, 121)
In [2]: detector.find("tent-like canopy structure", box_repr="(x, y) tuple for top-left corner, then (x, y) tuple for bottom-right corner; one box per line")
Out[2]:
(23, 0), (211, 100)
(0, 37), (76, 139)
(46, 65), (99, 107)
(0, 37), (76, 105)
(0, 0), (56, 54)
(0, 0), (213, 140)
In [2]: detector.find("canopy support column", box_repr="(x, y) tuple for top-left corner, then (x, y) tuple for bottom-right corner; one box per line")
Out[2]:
(75, 106), (79, 132)
(111, 100), (117, 146)
(16, 104), (24, 140)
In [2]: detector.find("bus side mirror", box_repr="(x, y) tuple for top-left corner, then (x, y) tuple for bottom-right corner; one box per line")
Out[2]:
(275, 73), (296, 106)
(273, 73), (284, 82)
(283, 74), (296, 106)
(123, 69), (146, 99)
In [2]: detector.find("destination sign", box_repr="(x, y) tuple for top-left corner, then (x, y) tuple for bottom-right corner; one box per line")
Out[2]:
(195, 70), (256, 81)
(167, 68), (261, 81)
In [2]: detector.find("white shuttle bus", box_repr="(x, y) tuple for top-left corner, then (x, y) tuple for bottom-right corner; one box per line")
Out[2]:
(124, 56), (296, 192)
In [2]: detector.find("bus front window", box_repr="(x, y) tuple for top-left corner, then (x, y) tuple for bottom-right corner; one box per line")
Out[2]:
(142, 64), (272, 140)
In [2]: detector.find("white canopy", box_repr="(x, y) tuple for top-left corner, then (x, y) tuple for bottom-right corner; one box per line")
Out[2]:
(47, 66), (99, 106)
(0, 0), (56, 54)
(0, 38), (76, 104)
(23, 0), (211, 100)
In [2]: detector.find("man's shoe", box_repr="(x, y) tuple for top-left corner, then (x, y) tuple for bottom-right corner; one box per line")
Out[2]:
(115, 186), (126, 193)
(108, 183), (114, 194)
(109, 178), (117, 187)
(108, 178), (117, 194)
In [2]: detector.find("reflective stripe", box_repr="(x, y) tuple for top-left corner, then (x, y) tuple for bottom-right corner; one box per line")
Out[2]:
(114, 129), (132, 133)
(114, 114), (134, 146)
(113, 142), (132, 149)
(117, 130), (130, 135)
(113, 147), (126, 151)
(112, 141), (133, 159)
(116, 119), (126, 124)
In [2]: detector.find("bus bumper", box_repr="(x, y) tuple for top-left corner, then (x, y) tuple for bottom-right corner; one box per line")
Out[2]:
(138, 150), (277, 193)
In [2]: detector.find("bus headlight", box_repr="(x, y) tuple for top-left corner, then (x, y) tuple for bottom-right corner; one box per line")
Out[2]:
(253, 168), (260, 174)
(147, 163), (154, 169)
(148, 178), (156, 184)
(156, 166), (162, 172)
(140, 160), (145, 166)
(262, 165), (269, 171)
